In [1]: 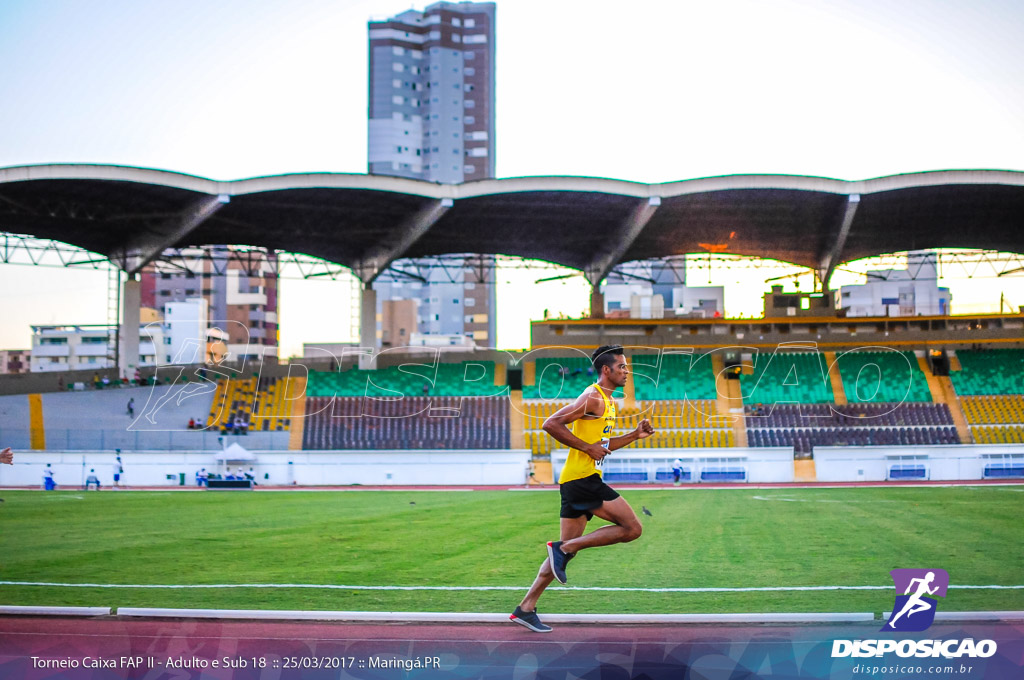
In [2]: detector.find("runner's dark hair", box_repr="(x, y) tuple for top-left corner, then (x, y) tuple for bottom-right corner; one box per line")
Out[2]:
(592, 345), (625, 374)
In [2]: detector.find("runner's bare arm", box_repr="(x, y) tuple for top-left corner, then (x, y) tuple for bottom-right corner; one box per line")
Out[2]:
(608, 418), (655, 451)
(542, 390), (609, 462)
(0, 447), (11, 465)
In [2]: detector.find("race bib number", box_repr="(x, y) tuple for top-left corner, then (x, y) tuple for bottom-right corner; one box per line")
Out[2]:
(594, 439), (610, 469)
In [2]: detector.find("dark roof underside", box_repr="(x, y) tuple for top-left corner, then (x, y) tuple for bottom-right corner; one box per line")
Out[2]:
(1, 172), (1023, 275)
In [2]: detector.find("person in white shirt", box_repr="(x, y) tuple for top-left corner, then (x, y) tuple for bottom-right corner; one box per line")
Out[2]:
(113, 454), (125, 488)
(672, 458), (685, 485)
(85, 469), (101, 491)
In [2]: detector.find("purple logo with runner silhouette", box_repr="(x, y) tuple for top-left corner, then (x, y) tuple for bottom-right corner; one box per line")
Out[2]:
(881, 568), (949, 632)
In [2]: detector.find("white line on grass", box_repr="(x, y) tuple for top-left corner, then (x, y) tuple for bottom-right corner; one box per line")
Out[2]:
(2, 581), (1022, 592)
(751, 495), (904, 503)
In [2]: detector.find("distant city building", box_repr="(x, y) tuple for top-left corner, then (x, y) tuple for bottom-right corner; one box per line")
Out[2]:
(0, 349), (30, 374)
(380, 299), (418, 348)
(140, 246), (278, 361)
(161, 299), (230, 365)
(763, 287), (836, 318)
(368, 1), (496, 183)
(373, 255), (496, 346)
(407, 332), (477, 350)
(302, 341), (360, 361)
(31, 296), (233, 373)
(30, 325), (162, 373)
(839, 251), (952, 317)
(670, 286), (725, 318)
(603, 258), (724, 318)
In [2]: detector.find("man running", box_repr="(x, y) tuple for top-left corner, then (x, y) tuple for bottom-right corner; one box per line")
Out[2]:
(510, 345), (654, 633)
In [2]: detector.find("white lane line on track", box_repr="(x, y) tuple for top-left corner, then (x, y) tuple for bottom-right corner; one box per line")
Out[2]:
(115, 608), (877, 623)
(2, 581), (1022, 592)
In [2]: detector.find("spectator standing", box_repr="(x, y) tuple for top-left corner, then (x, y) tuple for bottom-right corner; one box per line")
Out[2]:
(43, 464), (56, 490)
(92, 372), (101, 390)
(113, 454), (125, 489)
(126, 398), (135, 417)
(188, 417), (196, 429)
(672, 458), (685, 486)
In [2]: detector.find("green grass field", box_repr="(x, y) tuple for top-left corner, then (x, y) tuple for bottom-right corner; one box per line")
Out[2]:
(1, 486), (1022, 614)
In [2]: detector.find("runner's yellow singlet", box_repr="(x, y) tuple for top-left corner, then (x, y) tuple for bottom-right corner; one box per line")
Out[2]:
(558, 384), (617, 484)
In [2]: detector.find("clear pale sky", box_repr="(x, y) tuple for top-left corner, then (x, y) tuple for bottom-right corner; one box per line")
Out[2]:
(1, 0), (1023, 355)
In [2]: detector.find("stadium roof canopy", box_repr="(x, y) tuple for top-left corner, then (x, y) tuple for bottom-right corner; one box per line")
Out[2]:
(1, 164), (1023, 285)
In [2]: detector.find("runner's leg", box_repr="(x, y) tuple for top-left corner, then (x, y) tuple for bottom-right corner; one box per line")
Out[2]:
(560, 497), (642, 553)
(518, 515), (587, 611)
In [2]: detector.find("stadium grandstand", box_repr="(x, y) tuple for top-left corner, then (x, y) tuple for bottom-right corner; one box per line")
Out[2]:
(2, 164), (1024, 486)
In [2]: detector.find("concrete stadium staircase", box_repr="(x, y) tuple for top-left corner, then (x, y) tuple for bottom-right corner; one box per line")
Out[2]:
(287, 377), (307, 451)
(29, 393), (45, 450)
(917, 356), (972, 444)
(824, 352), (848, 405)
(712, 352), (747, 447)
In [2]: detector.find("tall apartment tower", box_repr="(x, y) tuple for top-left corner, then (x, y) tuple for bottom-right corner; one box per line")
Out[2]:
(368, 1), (496, 183)
(368, 2), (497, 347)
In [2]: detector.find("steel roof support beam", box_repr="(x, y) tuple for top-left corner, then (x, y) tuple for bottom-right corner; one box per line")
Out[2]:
(584, 196), (661, 286)
(118, 193), (230, 274)
(354, 198), (454, 285)
(818, 193), (860, 289)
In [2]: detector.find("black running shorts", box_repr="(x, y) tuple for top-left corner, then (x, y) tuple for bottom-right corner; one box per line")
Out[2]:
(559, 473), (620, 519)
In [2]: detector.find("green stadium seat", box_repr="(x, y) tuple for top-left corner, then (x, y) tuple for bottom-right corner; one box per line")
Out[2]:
(951, 349), (1024, 395)
(837, 350), (931, 403)
(523, 357), (623, 400)
(740, 351), (833, 405)
(631, 352), (718, 401)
